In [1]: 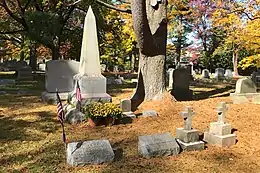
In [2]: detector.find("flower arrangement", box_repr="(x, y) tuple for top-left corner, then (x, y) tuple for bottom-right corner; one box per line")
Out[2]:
(83, 102), (123, 120)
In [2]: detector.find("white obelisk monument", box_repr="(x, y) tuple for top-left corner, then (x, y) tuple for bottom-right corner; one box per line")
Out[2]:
(72, 6), (111, 104)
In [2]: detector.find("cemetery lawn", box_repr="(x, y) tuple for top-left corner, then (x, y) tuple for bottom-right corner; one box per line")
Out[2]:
(1, 76), (260, 172)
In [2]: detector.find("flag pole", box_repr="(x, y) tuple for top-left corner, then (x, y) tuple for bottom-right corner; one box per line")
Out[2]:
(56, 88), (67, 151)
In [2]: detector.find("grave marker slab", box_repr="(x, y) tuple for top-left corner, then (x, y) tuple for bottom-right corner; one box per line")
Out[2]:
(201, 69), (210, 79)
(214, 68), (225, 80)
(230, 77), (260, 104)
(138, 132), (180, 158)
(67, 140), (114, 166)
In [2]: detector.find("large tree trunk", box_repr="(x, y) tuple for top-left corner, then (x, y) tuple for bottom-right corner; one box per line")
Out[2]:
(29, 43), (37, 70)
(130, 0), (168, 111)
(232, 48), (239, 76)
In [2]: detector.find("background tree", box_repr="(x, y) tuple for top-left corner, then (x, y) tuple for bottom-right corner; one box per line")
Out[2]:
(168, 0), (192, 64)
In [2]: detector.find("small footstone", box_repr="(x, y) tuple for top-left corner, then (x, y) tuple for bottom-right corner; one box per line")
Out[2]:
(138, 132), (180, 158)
(141, 110), (158, 117)
(123, 111), (136, 118)
(65, 108), (86, 124)
(67, 140), (114, 166)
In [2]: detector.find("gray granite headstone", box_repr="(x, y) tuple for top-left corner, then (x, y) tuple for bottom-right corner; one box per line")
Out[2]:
(45, 60), (79, 93)
(138, 132), (180, 158)
(120, 99), (131, 112)
(252, 70), (260, 88)
(224, 69), (233, 80)
(141, 110), (158, 117)
(38, 63), (46, 71)
(171, 68), (193, 101)
(16, 66), (32, 80)
(201, 69), (210, 79)
(235, 77), (257, 93)
(214, 68), (225, 80)
(67, 140), (114, 166)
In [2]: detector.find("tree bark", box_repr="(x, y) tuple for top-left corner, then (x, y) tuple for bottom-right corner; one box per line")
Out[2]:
(51, 46), (60, 60)
(29, 43), (37, 70)
(232, 49), (239, 76)
(130, 0), (168, 111)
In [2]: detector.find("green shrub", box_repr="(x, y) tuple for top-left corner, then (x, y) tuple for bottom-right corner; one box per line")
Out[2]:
(83, 102), (123, 119)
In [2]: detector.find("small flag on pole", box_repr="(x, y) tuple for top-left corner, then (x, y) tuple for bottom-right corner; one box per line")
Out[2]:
(75, 80), (82, 110)
(76, 80), (82, 102)
(56, 89), (66, 144)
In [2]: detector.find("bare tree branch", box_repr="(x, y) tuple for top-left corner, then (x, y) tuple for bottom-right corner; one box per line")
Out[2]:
(23, 0), (31, 11)
(68, 0), (131, 14)
(96, 0), (131, 14)
(1, 0), (26, 26)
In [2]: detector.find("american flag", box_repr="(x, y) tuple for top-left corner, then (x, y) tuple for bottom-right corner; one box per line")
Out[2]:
(76, 80), (82, 102)
(56, 90), (66, 144)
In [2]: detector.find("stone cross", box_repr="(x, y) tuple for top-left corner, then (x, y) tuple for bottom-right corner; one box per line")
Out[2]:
(180, 106), (195, 130)
(216, 102), (228, 124)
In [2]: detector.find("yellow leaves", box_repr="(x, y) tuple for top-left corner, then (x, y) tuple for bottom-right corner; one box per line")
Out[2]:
(239, 54), (260, 70)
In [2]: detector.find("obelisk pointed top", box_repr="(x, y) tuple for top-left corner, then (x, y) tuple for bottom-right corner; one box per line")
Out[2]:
(78, 5), (101, 76)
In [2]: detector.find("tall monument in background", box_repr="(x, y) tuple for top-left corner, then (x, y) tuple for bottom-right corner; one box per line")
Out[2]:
(71, 6), (111, 104)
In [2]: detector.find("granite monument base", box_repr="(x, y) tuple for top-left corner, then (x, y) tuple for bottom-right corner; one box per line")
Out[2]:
(230, 93), (260, 104)
(41, 91), (69, 104)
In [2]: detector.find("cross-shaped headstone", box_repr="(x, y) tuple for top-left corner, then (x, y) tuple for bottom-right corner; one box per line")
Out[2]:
(216, 102), (228, 124)
(180, 106), (195, 130)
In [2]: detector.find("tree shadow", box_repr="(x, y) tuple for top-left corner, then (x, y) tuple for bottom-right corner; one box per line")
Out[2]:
(0, 111), (59, 142)
(192, 86), (234, 101)
(0, 141), (66, 172)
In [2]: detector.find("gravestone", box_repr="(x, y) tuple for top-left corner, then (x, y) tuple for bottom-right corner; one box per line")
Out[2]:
(113, 65), (119, 72)
(203, 102), (236, 147)
(68, 6), (111, 106)
(171, 68), (193, 101)
(176, 107), (204, 151)
(100, 64), (106, 72)
(201, 69), (210, 79)
(120, 99), (135, 118)
(67, 140), (114, 166)
(131, 79), (138, 84)
(224, 69), (233, 80)
(230, 77), (260, 104)
(38, 63), (46, 71)
(214, 68), (225, 80)
(252, 70), (260, 88)
(138, 132), (180, 158)
(45, 60), (79, 93)
(41, 60), (79, 103)
(234, 77), (257, 94)
(16, 66), (33, 80)
(141, 110), (158, 117)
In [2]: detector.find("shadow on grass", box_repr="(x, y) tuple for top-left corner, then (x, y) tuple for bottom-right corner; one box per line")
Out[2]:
(0, 141), (66, 172)
(0, 111), (59, 142)
(192, 86), (234, 101)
